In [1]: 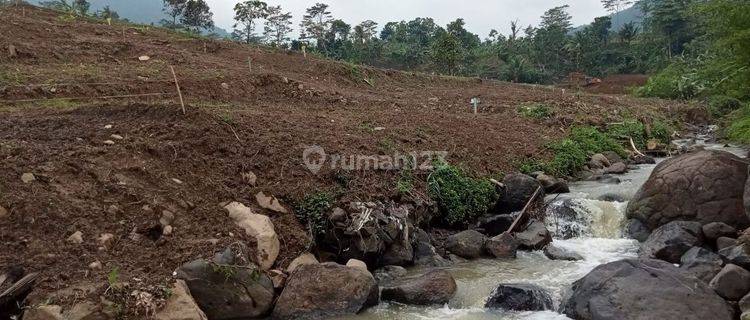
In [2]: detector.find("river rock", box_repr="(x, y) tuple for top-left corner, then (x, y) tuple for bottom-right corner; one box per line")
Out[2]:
(224, 202), (279, 270)
(639, 221), (704, 263)
(602, 151), (624, 165)
(561, 259), (733, 320)
(346, 259), (369, 273)
(631, 154), (656, 164)
(703, 222), (737, 241)
(709, 264), (750, 300)
(176, 259), (274, 319)
(536, 174), (569, 194)
(476, 214), (515, 236)
(604, 162), (627, 174)
(627, 150), (750, 230)
(445, 230), (487, 259)
(717, 237), (738, 251)
(484, 283), (553, 311)
(373, 265), (407, 284)
(0, 205), (7, 219)
(543, 244), (583, 261)
(22, 305), (63, 320)
(286, 253), (318, 273)
(624, 219), (650, 242)
(589, 154), (611, 169)
(485, 232), (518, 258)
(413, 241), (451, 267)
(495, 173), (543, 213)
(380, 224), (414, 266)
(680, 247), (724, 283)
(546, 199), (587, 239)
(740, 292), (750, 313)
(516, 221), (552, 250)
(272, 263), (377, 319)
(719, 245), (750, 270)
(155, 280), (208, 320)
(381, 269), (457, 305)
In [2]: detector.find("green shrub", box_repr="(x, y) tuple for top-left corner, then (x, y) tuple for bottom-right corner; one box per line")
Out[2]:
(708, 95), (743, 117)
(607, 120), (647, 149)
(569, 126), (625, 156)
(726, 105), (750, 144)
(517, 103), (553, 119)
(518, 158), (546, 175)
(294, 192), (333, 238)
(546, 139), (589, 176)
(427, 162), (498, 227)
(650, 120), (674, 145)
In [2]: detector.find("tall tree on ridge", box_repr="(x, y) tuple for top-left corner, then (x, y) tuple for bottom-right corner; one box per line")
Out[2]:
(264, 5), (293, 47)
(162, 0), (187, 29)
(181, 0), (213, 32)
(233, 0), (268, 44)
(300, 3), (333, 51)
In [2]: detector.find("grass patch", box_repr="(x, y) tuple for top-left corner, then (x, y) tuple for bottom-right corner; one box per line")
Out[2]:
(708, 95), (743, 118)
(517, 103), (553, 119)
(294, 192), (333, 238)
(396, 168), (414, 195)
(427, 161), (497, 227)
(726, 104), (750, 144)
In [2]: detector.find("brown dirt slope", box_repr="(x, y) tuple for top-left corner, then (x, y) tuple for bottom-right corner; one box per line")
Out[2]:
(0, 4), (696, 314)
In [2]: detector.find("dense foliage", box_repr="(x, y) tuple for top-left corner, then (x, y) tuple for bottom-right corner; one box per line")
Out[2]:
(427, 162), (498, 227)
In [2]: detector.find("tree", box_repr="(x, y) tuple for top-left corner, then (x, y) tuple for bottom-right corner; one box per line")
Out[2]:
(300, 3), (332, 50)
(532, 5), (573, 78)
(618, 22), (638, 43)
(40, 0), (89, 16)
(353, 20), (378, 44)
(181, 0), (214, 32)
(162, 0), (187, 29)
(431, 30), (463, 75)
(72, 0), (88, 15)
(233, 0), (268, 44)
(264, 6), (293, 47)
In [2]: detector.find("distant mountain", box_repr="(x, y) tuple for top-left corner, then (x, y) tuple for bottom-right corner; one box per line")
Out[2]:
(26, 0), (231, 38)
(573, 5), (645, 33)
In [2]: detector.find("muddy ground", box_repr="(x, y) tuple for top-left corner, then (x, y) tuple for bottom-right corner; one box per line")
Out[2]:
(0, 4), (702, 315)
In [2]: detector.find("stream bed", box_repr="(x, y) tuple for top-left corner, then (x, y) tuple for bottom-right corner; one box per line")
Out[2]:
(346, 139), (747, 320)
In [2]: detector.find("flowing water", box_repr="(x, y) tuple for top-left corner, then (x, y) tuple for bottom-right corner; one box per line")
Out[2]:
(345, 138), (747, 320)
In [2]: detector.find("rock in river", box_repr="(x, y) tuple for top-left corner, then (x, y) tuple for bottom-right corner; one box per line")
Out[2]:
(639, 221), (704, 263)
(627, 150), (750, 230)
(561, 259), (733, 320)
(515, 221), (552, 250)
(495, 173), (543, 213)
(445, 230), (487, 259)
(272, 263), (377, 320)
(381, 269), (457, 305)
(485, 283), (553, 311)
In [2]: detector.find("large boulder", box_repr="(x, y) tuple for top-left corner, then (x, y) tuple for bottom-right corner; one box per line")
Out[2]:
(272, 263), (378, 320)
(485, 232), (519, 258)
(176, 259), (274, 319)
(381, 270), (457, 305)
(495, 173), (543, 213)
(626, 150), (750, 230)
(484, 283), (553, 311)
(709, 264), (750, 300)
(445, 230), (487, 259)
(413, 241), (451, 267)
(224, 202), (280, 270)
(515, 221), (552, 250)
(680, 247), (724, 283)
(561, 259), (733, 320)
(639, 221), (704, 263)
(380, 223), (414, 266)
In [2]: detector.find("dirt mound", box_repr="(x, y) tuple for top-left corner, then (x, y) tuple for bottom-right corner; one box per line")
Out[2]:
(0, 4), (699, 316)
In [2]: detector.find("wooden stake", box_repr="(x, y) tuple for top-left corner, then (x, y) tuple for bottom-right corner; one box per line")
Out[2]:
(248, 57), (252, 71)
(506, 186), (543, 234)
(302, 45), (307, 58)
(170, 65), (186, 115)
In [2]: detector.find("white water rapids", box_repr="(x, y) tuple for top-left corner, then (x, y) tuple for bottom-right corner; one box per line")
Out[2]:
(343, 139), (747, 320)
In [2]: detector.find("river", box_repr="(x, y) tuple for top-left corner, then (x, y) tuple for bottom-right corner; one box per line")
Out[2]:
(345, 137), (746, 320)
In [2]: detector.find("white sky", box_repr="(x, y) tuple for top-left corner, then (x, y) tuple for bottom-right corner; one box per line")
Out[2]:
(205, 0), (610, 38)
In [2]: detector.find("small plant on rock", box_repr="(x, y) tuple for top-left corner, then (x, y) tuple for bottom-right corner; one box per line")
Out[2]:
(427, 161), (497, 227)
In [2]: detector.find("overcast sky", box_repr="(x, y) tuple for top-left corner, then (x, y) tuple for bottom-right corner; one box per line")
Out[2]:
(205, 0), (610, 38)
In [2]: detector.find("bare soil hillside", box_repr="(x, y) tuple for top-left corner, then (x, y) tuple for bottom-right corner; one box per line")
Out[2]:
(0, 4), (699, 316)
